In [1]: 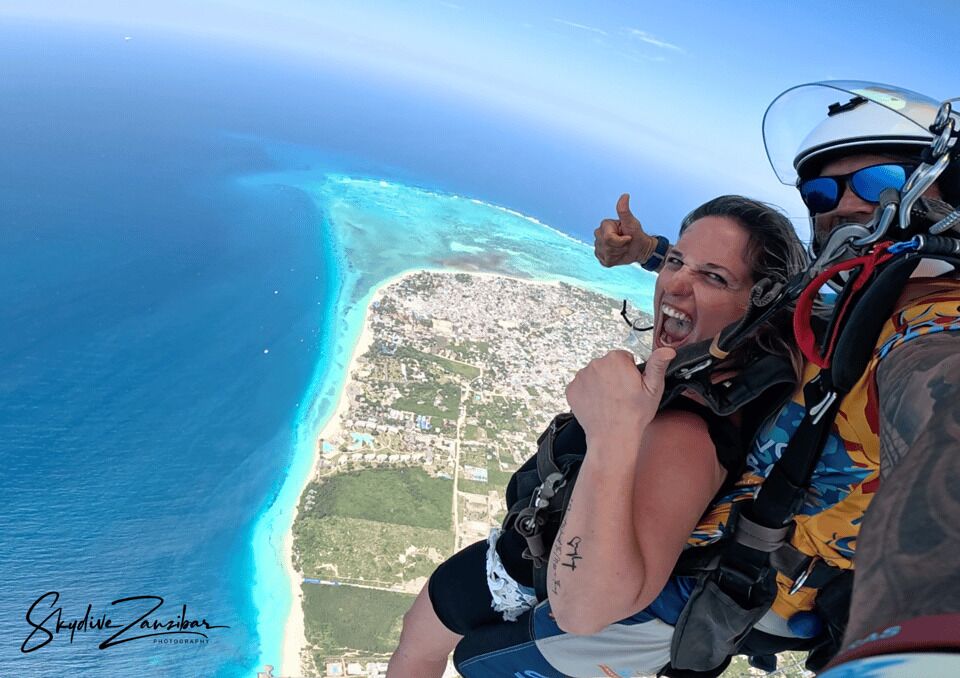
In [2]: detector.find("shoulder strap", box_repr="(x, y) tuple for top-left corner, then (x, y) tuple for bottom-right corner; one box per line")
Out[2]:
(748, 370), (844, 529)
(659, 351), (798, 418)
(504, 413), (579, 575)
(534, 412), (573, 482)
(830, 255), (920, 390)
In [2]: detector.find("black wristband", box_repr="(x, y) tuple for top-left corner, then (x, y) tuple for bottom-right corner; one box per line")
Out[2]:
(641, 235), (670, 272)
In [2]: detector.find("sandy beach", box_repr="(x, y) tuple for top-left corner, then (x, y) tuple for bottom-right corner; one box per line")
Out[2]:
(279, 299), (377, 677)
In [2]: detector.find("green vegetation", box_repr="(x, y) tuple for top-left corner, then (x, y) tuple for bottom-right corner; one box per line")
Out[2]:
(395, 345), (481, 379)
(297, 515), (451, 581)
(303, 583), (413, 657)
(300, 468), (452, 531)
(431, 419), (456, 436)
(470, 395), (529, 433)
(292, 468), (454, 581)
(448, 339), (492, 362)
(393, 380), (461, 419)
(487, 463), (515, 490)
(457, 479), (490, 495)
(458, 447), (496, 494)
(482, 452), (521, 516)
(463, 423), (485, 440)
(460, 447), (488, 468)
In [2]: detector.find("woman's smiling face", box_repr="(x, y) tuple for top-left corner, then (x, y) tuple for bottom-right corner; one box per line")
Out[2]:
(653, 216), (754, 350)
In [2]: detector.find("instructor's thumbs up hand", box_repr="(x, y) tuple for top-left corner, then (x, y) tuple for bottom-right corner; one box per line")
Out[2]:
(594, 193), (660, 268)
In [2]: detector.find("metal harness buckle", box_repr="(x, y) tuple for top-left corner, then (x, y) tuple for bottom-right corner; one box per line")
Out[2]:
(789, 557), (820, 595)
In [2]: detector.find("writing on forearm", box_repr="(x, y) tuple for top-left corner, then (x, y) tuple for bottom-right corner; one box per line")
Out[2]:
(561, 536), (583, 570)
(551, 534), (562, 595)
(551, 495), (576, 594)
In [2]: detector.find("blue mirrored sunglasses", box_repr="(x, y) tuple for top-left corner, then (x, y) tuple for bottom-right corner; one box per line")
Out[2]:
(798, 163), (915, 214)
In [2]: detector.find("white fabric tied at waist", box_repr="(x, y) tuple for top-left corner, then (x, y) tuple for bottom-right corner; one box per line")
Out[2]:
(485, 527), (539, 621)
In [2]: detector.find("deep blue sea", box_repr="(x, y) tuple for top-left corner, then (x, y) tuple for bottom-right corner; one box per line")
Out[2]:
(0, 19), (690, 677)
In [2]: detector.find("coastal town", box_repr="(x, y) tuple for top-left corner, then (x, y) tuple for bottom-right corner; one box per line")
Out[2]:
(288, 270), (652, 677)
(285, 270), (810, 678)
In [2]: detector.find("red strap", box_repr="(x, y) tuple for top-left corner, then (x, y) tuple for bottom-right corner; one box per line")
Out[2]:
(794, 244), (895, 369)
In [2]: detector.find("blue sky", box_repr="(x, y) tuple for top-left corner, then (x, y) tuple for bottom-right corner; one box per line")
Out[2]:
(4, 0), (959, 229)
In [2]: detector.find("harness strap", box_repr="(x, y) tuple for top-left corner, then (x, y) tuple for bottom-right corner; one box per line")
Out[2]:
(733, 514), (791, 553)
(830, 254), (921, 390)
(660, 352), (798, 417)
(674, 543), (723, 577)
(674, 533), (845, 593)
(769, 544), (846, 592)
(508, 413), (578, 572)
(535, 413), (570, 481)
(750, 372), (844, 527)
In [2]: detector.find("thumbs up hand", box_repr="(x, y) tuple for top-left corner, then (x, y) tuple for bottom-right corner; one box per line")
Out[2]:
(565, 348), (676, 453)
(594, 193), (662, 268)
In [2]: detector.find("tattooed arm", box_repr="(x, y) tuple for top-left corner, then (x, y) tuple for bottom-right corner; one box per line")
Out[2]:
(842, 330), (960, 645)
(546, 409), (727, 635)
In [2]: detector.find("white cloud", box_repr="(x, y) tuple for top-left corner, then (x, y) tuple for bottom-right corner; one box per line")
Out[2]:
(553, 18), (608, 36)
(625, 28), (684, 53)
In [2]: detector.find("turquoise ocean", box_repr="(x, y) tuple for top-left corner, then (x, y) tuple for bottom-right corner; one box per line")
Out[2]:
(1, 21), (668, 677)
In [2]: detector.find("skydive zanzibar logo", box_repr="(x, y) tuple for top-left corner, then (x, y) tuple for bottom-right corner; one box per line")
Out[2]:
(21, 592), (230, 653)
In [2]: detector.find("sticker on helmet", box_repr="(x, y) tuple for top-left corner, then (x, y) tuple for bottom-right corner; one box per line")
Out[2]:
(853, 88), (907, 111)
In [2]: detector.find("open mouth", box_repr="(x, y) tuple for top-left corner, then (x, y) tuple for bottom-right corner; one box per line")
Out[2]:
(657, 303), (694, 348)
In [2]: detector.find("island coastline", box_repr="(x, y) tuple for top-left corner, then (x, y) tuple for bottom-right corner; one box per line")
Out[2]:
(277, 267), (614, 675)
(279, 280), (380, 677)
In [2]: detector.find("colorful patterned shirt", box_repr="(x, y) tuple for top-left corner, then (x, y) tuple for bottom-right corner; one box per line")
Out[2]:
(688, 279), (960, 619)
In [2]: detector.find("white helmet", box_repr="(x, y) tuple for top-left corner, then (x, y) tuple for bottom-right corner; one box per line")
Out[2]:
(764, 81), (960, 261)
(763, 80), (953, 185)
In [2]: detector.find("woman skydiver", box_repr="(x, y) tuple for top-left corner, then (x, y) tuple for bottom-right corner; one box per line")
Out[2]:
(386, 194), (808, 678)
